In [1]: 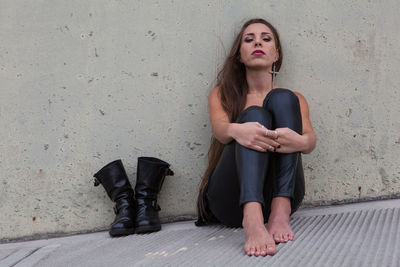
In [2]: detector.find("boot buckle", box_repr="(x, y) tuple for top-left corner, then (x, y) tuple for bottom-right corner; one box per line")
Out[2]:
(164, 168), (174, 176)
(151, 200), (161, 211)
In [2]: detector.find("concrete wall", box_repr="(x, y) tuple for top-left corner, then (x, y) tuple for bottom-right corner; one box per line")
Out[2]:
(1, 0), (399, 241)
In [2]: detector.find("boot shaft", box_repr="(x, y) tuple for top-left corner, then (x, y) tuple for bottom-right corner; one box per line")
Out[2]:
(94, 159), (134, 201)
(135, 157), (174, 199)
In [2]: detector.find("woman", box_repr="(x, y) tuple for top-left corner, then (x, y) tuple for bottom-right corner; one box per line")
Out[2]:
(197, 18), (316, 257)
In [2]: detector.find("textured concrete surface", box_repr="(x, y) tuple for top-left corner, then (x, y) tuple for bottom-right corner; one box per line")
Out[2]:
(1, 199), (399, 267)
(1, 0), (400, 240)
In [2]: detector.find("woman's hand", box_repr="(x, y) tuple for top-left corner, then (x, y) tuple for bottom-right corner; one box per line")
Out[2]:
(231, 122), (280, 152)
(274, 127), (305, 153)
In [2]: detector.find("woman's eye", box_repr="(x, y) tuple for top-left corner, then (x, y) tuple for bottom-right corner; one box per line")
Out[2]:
(263, 38), (271, 42)
(244, 39), (253, 43)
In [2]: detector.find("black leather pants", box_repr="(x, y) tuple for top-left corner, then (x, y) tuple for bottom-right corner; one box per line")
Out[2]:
(206, 89), (305, 227)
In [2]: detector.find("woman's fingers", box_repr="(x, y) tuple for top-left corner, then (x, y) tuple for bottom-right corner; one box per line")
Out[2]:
(255, 135), (280, 148)
(258, 127), (279, 140)
(249, 144), (267, 152)
(257, 122), (265, 128)
(264, 128), (279, 139)
(252, 141), (277, 152)
(240, 124), (281, 152)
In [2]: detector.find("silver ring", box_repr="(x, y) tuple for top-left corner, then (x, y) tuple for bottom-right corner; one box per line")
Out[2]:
(265, 129), (269, 136)
(268, 145), (273, 150)
(274, 130), (278, 139)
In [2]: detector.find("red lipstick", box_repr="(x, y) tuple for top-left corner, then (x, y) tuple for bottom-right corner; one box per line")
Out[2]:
(252, 50), (265, 55)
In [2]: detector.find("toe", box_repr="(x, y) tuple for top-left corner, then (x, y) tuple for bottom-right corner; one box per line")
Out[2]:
(245, 244), (252, 256)
(267, 244), (276, 255)
(281, 233), (288, 243)
(288, 233), (294, 240)
(244, 245), (249, 255)
(283, 234), (289, 242)
(277, 233), (282, 242)
(273, 234), (280, 243)
(286, 233), (291, 242)
(260, 245), (267, 256)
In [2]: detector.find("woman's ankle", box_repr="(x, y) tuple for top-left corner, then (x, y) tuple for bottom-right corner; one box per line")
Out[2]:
(243, 202), (264, 227)
(270, 197), (291, 218)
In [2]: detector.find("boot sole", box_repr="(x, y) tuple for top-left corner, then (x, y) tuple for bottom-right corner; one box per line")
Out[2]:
(109, 228), (136, 237)
(135, 225), (161, 234)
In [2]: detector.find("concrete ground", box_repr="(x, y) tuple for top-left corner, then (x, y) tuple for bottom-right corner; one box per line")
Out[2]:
(1, 199), (399, 267)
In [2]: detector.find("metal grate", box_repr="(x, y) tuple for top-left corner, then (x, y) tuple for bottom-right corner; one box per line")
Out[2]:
(1, 199), (399, 267)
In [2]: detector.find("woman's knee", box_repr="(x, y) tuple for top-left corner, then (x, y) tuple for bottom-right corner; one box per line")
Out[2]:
(237, 106), (272, 127)
(263, 88), (300, 111)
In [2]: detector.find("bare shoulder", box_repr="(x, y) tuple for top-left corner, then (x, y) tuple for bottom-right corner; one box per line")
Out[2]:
(293, 90), (316, 152)
(209, 85), (230, 125)
(293, 91), (310, 108)
(293, 90), (311, 120)
(209, 86), (221, 99)
(293, 91), (307, 102)
(209, 86), (222, 106)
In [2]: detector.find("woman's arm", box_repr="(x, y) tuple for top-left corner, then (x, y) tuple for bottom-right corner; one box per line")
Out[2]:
(208, 86), (236, 144)
(296, 92), (317, 154)
(209, 86), (280, 152)
(274, 92), (317, 154)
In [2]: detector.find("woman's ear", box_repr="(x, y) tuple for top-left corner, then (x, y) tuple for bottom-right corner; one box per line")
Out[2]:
(274, 49), (279, 62)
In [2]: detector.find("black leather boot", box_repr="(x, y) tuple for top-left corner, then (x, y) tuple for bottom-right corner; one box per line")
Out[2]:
(134, 157), (174, 233)
(94, 160), (136, 237)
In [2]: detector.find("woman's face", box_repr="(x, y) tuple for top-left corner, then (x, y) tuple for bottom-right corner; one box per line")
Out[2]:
(239, 23), (279, 70)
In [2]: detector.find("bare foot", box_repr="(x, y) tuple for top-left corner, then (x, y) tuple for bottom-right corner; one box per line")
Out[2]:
(243, 202), (276, 256)
(267, 197), (293, 243)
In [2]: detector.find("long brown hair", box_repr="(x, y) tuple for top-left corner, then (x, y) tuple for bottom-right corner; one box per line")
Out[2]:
(197, 18), (283, 222)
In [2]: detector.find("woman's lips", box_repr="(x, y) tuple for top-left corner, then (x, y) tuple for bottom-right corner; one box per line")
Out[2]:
(252, 50), (265, 55)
